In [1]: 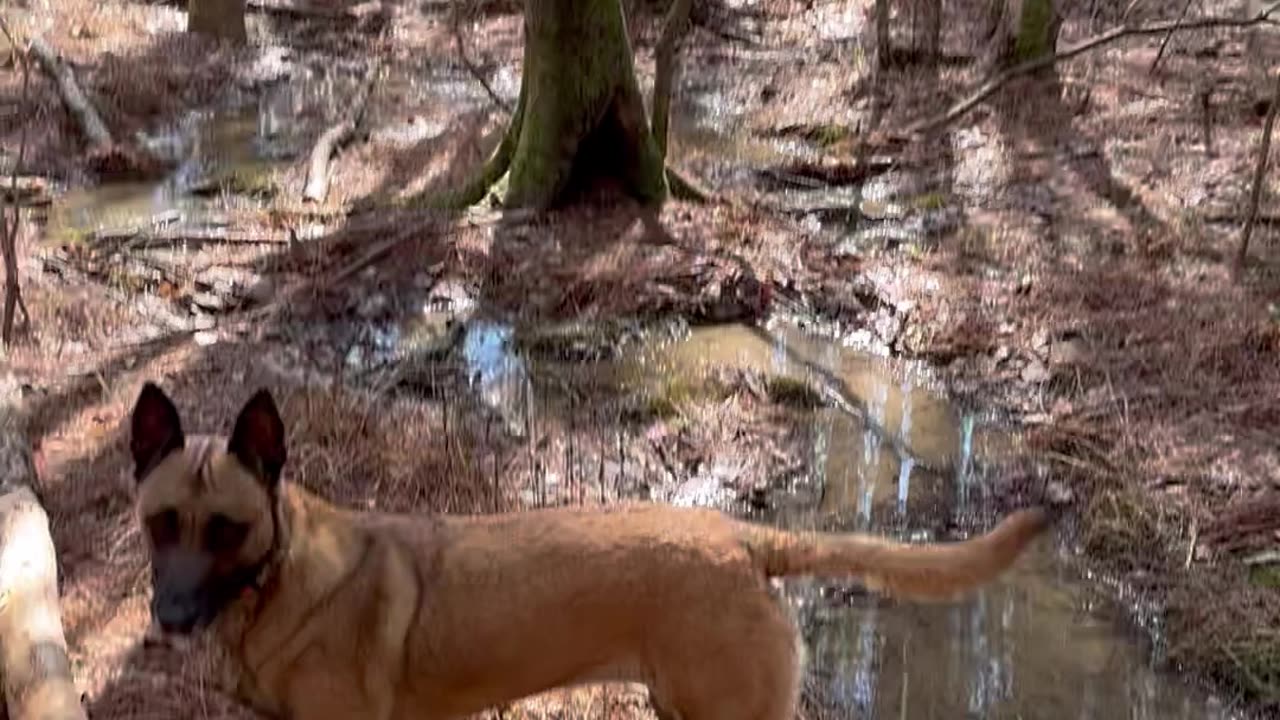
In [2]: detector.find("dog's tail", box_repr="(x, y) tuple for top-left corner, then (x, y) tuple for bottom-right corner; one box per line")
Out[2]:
(742, 508), (1050, 601)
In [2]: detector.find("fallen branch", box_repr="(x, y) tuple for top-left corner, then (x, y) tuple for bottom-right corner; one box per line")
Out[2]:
(28, 36), (113, 151)
(90, 226), (293, 250)
(908, 0), (1280, 135)
(1149, 0), (1197, 74)
(0, 386), (88, 720)
(302, 62), (380, 203)
(1236, 69), (1280, 273)
(450, 0), (512, 113)
(247, 0), (383, 21)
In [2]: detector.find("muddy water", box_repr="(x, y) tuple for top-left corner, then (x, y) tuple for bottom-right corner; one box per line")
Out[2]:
(448, 317), (1237, 720)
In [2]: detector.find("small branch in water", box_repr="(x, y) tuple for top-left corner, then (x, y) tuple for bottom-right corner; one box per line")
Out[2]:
(302, 61), (381, 204)
(1236, 70), (1280, 274)
(908, 1), (1280, 135)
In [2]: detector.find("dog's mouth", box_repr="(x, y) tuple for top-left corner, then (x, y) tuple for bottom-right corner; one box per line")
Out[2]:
(143, 616), (201, 651)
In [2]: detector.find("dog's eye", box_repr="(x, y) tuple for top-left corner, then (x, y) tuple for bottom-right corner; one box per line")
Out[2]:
(205, 513), (249, 554)
(145, 509), (180, 546)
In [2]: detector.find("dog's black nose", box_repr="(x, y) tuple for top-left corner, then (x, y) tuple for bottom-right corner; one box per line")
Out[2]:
(154, 596), (201, 635)
(158, 616), (198, 635)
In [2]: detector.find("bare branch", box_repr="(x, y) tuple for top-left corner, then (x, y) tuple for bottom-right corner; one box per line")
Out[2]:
(1, 16), (32, 346)
(451, 0), (512, 113)
(908, 1), (1280, 135)
(28, 36), (114, 150)
(1236, 70), (1280, 273)
(1149, 0), (1196, 74)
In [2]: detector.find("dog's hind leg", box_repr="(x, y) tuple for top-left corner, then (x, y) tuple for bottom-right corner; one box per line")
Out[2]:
(649, 594), (802, 720)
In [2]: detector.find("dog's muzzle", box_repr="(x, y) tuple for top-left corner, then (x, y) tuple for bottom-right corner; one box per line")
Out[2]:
(150, 548), (216, 636)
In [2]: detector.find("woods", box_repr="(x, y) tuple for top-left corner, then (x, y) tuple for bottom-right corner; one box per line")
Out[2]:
(0, 0), (1278, 717)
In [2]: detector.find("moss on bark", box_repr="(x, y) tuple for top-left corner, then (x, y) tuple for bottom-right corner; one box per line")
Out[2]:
(453, 0), (669, 210)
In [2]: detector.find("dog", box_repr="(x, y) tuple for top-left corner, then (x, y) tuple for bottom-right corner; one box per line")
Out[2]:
(130, 381), (1050, 720)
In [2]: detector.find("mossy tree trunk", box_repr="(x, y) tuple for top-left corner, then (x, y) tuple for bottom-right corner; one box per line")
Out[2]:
(189, 0), (247, 44)
(461, 0), (668, 210)
(984, 0), (1060, 69)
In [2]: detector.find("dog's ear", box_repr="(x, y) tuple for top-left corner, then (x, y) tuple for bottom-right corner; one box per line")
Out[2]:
(131, 382), (185, 481)
(228, 389), (287, 488)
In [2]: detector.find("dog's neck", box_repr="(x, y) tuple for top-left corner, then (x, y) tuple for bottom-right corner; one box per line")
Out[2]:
(216, 483), (367, 657)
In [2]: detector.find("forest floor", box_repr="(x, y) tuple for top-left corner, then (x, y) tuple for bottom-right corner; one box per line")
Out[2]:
(1, 0), (1279, 718)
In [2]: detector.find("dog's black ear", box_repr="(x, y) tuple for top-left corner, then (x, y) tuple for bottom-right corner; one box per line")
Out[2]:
(228, 389), (287, 488)
(131, 382), (185, 481)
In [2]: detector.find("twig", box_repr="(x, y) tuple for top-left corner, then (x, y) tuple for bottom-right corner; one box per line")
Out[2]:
(451, 0), (511, 113)
(1149, 0), (1197, 74)
(28, 36), (113, 151)
(1184, 517), (1197, 568)
(1, 17), (31, 346)
(302, 61), (381, 203)
(652, 0), (693, 160)
(908, 1), (1280, 135)
(1236, 70), (1280, 273)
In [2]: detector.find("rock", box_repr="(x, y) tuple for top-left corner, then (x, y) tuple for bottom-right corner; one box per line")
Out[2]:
(858, 198), (909, 221)
(192, 292), (227, 313)
(245, 276), (275, 305)
(1021, 358), (1051, 383)
(357, 292), (390, 319)
(193, 314), (217, 331)
(193, 331), (219, 347)
(1050, 337), (1089, 367)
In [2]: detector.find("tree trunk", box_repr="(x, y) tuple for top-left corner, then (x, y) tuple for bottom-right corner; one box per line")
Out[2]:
(0, 395), (86, 720)
(189, 0), (248, 44)
(1013, 0), (1059, 63)
(467, 0), (668, 210)
(983, 0), (1060, 69)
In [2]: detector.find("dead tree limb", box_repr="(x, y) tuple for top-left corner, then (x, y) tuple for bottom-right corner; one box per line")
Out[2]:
(908, 0), (1280, 134)
(652, 0), (693, 160)
(450, 0), (511, 113)
(27, 36), (113, 152)
(1, 18), (31, 346)
(1236, 69), (1280, 273)
(0, 386), (88, 720)
(302, 62), (380, 203)
(1149, 0), (1196, 74)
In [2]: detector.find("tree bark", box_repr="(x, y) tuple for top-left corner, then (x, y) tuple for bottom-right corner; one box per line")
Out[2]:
(0, 395), (86, 720)
(464, 0), (668, 210)
(983, 0), (1060, 69)
(189, 0), (248, 44)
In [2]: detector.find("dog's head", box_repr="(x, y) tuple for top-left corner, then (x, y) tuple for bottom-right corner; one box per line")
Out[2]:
(130, 382), (287, 639)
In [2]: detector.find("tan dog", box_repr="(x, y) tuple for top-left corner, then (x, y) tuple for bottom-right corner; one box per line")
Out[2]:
(130, 382), (1050, 720)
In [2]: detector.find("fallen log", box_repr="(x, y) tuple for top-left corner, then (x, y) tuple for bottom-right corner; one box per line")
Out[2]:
(27, 37), (112, 151)
(0, 384), (87, 720)
(302, 62), (380, 204)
